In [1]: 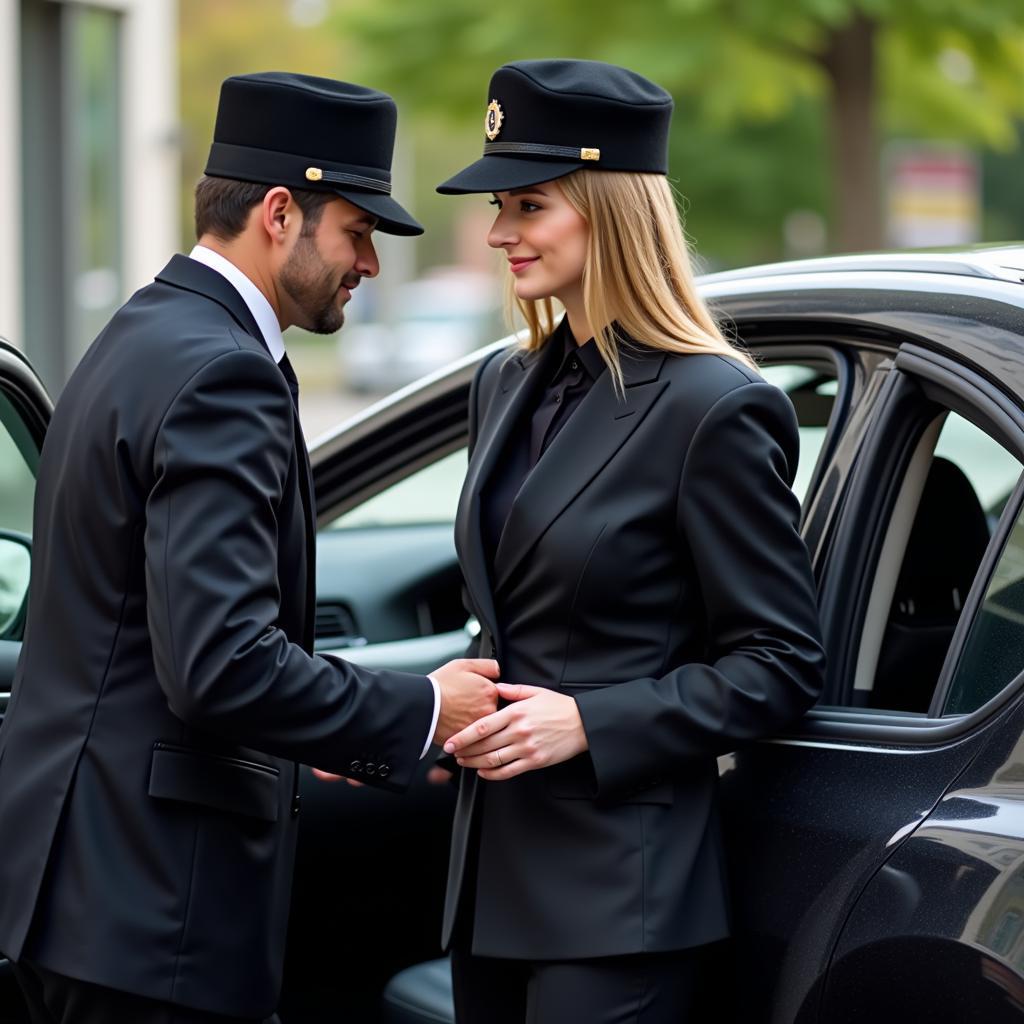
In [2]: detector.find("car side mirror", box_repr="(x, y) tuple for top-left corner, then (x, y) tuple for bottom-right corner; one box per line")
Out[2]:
(0, 531), (31, 639)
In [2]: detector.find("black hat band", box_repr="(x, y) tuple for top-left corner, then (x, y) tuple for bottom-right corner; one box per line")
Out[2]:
(484, 141), (600, 161)
(206, 141), (392, 194)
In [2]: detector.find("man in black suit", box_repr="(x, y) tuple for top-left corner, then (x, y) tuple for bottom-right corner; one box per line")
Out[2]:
(0, 73), (498, 1024)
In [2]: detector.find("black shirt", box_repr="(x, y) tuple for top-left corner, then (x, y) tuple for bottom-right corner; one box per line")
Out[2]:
(482, 320), (607, 568)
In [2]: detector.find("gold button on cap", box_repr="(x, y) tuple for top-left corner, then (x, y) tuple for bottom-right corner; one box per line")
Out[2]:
(305, 166), (323, 181)
(581, 148), (600, 161)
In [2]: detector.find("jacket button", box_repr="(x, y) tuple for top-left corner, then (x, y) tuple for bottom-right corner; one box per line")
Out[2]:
(364, 762), (377, 776)
(377, 764), (391, 779)
(349, 760), (362, 773)
(291, 795), (301, 818)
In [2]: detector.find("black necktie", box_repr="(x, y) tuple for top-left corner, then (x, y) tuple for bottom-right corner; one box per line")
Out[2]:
(278, 353), (300, 412)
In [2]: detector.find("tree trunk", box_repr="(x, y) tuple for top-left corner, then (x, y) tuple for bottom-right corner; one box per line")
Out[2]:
(821, 13), (883, 252)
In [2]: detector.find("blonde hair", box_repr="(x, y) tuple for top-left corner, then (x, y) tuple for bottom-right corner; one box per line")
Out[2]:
(508, 170), (755, 392)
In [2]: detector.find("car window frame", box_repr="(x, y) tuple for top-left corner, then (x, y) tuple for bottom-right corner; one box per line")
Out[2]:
(0, 339), (53, 719)
(806, 341), (1024, 745)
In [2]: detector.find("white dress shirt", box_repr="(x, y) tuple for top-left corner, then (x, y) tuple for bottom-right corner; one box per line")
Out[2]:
(188, 246), (441, 757)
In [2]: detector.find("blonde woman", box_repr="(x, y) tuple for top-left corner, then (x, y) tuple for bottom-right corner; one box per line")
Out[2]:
(436, 59), (826, 1024)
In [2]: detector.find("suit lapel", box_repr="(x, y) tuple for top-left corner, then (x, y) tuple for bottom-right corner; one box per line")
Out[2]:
(456, 341), (562, 638)
(155, 254), (267, 344)
(157, 255), (318, 649)
(491, 346), (669, 595)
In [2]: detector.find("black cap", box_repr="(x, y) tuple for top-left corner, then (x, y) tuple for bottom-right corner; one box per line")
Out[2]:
(205, 72), (423, 236)
(437, 59), (673, 195)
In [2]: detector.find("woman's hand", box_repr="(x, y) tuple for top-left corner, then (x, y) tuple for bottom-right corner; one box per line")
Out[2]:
(442, 682), (588, 781)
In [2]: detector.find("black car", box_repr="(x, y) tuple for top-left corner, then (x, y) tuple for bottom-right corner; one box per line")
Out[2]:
(4, 245), (1024, 1022)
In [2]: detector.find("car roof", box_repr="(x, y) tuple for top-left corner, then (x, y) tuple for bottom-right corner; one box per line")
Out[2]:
(698, 244), (1024, 287)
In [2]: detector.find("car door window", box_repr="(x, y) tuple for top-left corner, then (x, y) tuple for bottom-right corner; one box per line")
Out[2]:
(315, 449), (469, 663)
(853, 408), (1022, 713)
(943, 494), (1024, 716)
(326, 448), (467, 530)
(0, 391), (38, 638)
(759, 361), (838, 503)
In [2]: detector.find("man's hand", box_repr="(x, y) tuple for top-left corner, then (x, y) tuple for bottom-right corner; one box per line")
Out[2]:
(442, 682), (588, 781)
(432, 658), (501, 745)
(310, 767), (362, 787)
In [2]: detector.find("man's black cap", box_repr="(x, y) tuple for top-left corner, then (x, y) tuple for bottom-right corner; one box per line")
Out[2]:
(205, 71), (423, 236)
(437, 59), (673, 195)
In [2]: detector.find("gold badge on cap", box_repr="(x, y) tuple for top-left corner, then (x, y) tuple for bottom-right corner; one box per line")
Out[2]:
(485, 100), (504, 141)
(305, 167), (324, 182)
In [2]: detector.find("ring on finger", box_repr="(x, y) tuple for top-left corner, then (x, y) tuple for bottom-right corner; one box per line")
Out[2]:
(495, 750), (504, 767)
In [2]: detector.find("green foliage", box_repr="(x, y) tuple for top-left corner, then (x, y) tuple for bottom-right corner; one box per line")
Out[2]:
(179, 0), (1024, 265)
(330, 0), (1024, 263)
(178, 0), (350, 245)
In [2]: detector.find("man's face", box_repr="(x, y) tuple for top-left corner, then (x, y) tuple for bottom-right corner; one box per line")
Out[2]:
(279, 196), (380, 334)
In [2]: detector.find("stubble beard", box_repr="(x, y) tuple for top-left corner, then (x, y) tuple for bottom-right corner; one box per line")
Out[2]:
(279, 233), (348, 335)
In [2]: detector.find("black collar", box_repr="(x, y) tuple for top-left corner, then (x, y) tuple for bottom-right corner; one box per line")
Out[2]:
(547, 317), (604, 382)
(154, 254), (269, 355)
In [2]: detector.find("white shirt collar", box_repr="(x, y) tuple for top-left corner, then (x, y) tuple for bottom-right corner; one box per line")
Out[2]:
(188, 245), (286, 364)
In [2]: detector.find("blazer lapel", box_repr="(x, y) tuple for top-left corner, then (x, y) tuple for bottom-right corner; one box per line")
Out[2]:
(456, 341), (562, 638)
(491, 347), (669, 595)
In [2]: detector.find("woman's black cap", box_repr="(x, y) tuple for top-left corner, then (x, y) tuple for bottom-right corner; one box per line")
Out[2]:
(437, 59), (673, 195)
(205, 71), (423, 236)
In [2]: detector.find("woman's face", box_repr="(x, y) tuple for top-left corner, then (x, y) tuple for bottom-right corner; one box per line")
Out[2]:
(486, 180), (588, 304)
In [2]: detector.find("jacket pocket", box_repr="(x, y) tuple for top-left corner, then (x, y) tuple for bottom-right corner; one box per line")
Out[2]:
(148, 742), (280, 822)
(547, 683), (674, 806)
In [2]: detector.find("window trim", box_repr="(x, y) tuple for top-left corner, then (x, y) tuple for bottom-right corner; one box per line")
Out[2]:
(750, 342), (851, 523)
(851, 411), (945, 698)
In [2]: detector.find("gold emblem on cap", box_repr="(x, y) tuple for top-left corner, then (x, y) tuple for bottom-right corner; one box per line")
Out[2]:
(581, 148), (601, 161)
(485, 100), (504, 141)
(305, 167), (324, 182)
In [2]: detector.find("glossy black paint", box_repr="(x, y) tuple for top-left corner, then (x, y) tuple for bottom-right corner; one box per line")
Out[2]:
(823, 693), (1024, 1022)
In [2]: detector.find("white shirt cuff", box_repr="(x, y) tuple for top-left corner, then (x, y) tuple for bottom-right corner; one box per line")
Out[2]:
(421, 674), (442, 759)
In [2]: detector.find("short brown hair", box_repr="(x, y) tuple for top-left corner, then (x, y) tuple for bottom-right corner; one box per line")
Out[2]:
(194, 175), (334, 241)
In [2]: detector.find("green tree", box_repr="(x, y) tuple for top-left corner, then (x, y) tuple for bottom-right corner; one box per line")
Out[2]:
(336, 0), (1024, 254)
(179, 0), (351, 246)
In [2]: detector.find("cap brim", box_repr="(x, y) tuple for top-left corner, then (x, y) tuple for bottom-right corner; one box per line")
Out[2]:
(334, 188), (424, 236)
(436, 155), (583, 195)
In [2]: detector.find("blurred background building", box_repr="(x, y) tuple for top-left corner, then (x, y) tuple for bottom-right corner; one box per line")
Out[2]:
(2, 0), (1024, 435)
(3, 0), (178, 394)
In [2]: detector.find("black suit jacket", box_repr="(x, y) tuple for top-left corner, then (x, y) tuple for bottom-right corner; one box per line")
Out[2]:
(444, 336), (826, 959)
(0, 256), (434, 1017)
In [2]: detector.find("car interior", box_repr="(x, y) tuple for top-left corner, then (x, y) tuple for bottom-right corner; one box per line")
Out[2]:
(852, 406), (1023, 716)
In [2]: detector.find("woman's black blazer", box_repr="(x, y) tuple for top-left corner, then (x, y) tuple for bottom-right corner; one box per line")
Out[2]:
(444, 333), (826, 960)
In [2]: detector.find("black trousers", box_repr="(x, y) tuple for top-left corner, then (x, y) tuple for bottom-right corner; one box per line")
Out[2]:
(450, 947), (699, 1024)
(11, 960), (280, 1024)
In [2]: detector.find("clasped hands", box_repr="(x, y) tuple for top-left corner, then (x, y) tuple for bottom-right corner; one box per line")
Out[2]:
(442, 679), (589, 782)
(433, 659), (589, 780)
(313, 658), (588, 785)
(426, 658), (590, 780)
